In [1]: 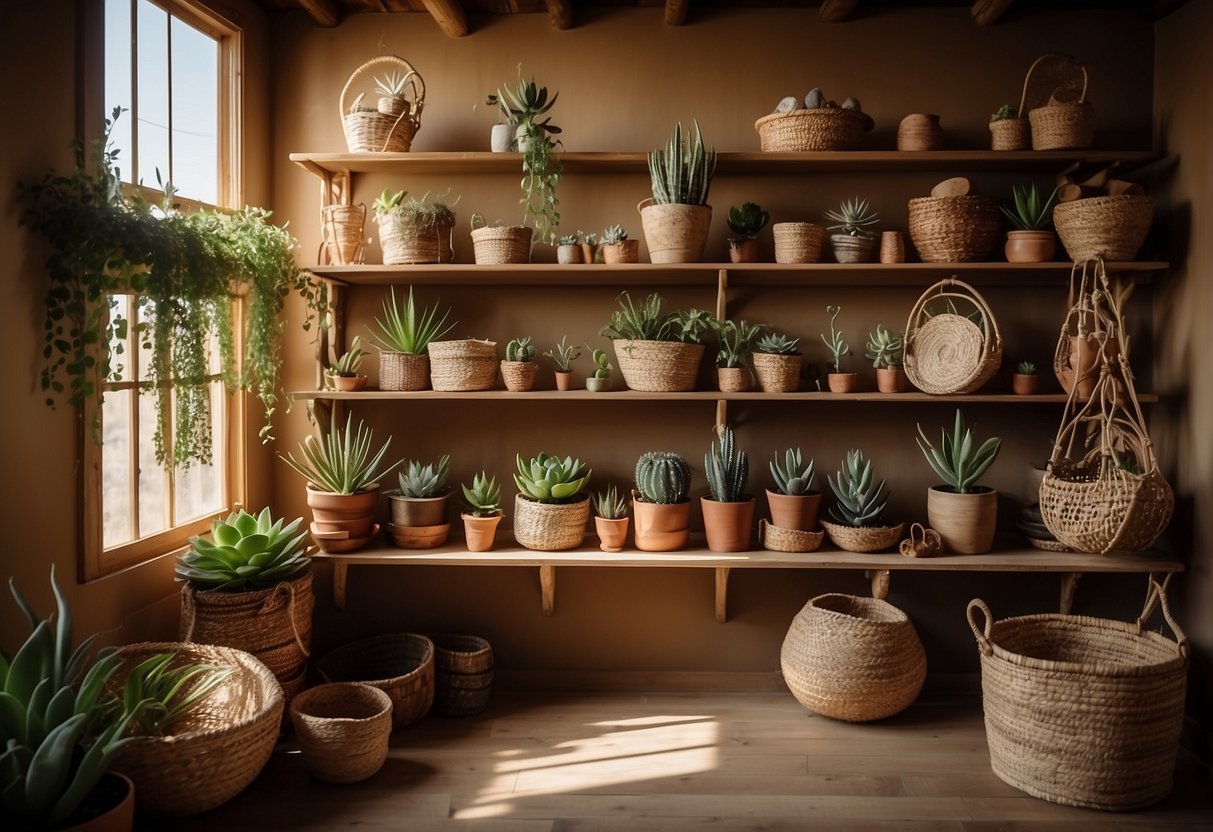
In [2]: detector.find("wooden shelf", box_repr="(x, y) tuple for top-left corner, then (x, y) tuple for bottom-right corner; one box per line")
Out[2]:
(290, 389), (1160, 404)
(313, 539), (1182, 621)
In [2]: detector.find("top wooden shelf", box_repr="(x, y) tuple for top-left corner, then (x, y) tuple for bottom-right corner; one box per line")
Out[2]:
(290, 150), (1159, 179)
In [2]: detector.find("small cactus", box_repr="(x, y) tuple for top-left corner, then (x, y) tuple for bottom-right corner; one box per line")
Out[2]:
(705, 425), (749, 503)
(635, 452), (691, 504)
(506, 336), (536, 363)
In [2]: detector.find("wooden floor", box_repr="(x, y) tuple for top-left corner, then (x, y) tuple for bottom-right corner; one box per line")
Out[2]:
(151, 692), (1212, 832)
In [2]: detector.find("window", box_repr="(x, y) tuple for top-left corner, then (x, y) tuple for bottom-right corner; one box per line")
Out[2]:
(82, 0), (245, 579)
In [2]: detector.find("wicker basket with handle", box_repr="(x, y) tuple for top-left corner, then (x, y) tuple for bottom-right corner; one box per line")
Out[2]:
(340, 55), (425, 153)
(903, 278), (1002, 395)
(1019, 53), (1095, 151)
(319, 204), (366, 265)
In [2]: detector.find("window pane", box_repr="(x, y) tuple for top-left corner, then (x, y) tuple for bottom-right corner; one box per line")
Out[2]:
(175, 381), (226, 522)
(170, 17), (218, 204)
(104, 0), (133, 182)
(136, 0), (169, 189)
(138, 388), (168, 537)
(102, 389), (133, 548)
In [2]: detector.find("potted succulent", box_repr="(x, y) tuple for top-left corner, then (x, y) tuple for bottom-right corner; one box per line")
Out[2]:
(916, 409), (1002, 554)
(866, 325), (908, 393)
(710, 318), (763, 392)
(821, 305), (857, 393)
(726, 202), (769, 263)
(580, 232), (599, 264)
(593, 485), (630, 552)
(513, 453), (593, 551)
(824, 197), (880, 263)
(385, 455), (452, 549)
(373, 189), (456, 265)
(767, 447), (821, 532)
(989, 103), (1029, 151)
(702, 425), (755, 552)
(501, 336), (539, 392)
(632, 451), (693, 552)
(374, 69), (413, 117)
(1012, 360), (1041, 395)
(586, 347), (614, 392)
(556, 232), (582, 265)
(600, 291), (711, 392)
(461, 471), (503, 552)
(325, 336), (369, 392)
(822, 449), (906, 553)
(544, 336), (582, 391)
(639, 121), (717, 263)
(1000, 183), (1059, 263)
(600, 224), (639, 263)
(751, 332), (803, 393)
(369, 285), (455, 391)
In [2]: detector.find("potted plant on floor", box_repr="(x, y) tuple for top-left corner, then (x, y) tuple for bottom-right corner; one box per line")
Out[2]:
(916, 410), (1002, 554)
(544, 336), (582, 391)
(640, 121), (717, 263)
(822, 449), (906, 553)
(461, 471), (503, 552)
(556, 232), (582, 264)
(600, 291), (711, 392)
(866, 325), (908, 393)
(703, 425), (755, 552)
(767, 447), (821, 532)
(632, 451), (693, 552)
(710, 318), (763, 392)
(374, 189), (456, 265)
(325, 336), (369, 392)
(822, 305), (858, 392)
(600, 224), (639, 263)
(824, 197), (880, 263)
(586, 348), (614, 392)
(1012, 360), (1040, 395)
(752, 332), (803, 393)
(593, 485), (630, 552)
(727, 202), (769, 263)
(513, 453), (592, 551)
(386, 455), (452, 549)
(502, 336), (539, 392)
(1000, 183), (1058, 263)
(369, 286), (455, 391)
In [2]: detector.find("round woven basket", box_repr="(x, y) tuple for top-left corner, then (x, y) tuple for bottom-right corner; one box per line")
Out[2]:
(1029, 102), (1095, 150)
(317, 633), (436, 729)
(319, 204), (366, 265)
(760, 519), (823, 554)
(290, 683), (393, 784)
(377, 212), (454, 265)
(967, 585), (1188, 811)
(339, 56), (424, 153)
(1053, 196), (1154, 262)
(613, 340), (705, 392)
(513, 494), (590, 551)
(772, 222), (824, 263)
(1018, 53), (1094, 151)
(903, 278), (1003, 395)
(754, 108), (874, 152)
(751, 352), (801, 392)
(1039, 457), (1174, 554)
(781, 593), (926, 722)
(500, 360), (538, 392)
(112, 643), (282, 817)
(471, 226), (532, 264)
(989, 118), (1030, 151)
(716, 366), (751, 393)
(427, 339), (497, 391)
(378, 351), (429, 391)
(821, 520), (906, 553)
(907, 196), (1002, 262)
(429, 634), (494, 717)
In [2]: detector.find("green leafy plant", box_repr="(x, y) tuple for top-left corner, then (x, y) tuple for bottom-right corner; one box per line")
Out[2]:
(865, 325), (904, 369)
(1000, 183), (1059, 231)
(727, 203), (769, 238)
(990, 104), (1016, 122)
(635, 452), (691, 504)
(487, 67), (562, 245)
(544, 336), (582, 371)
(327, 336), (368, 378)
(506, 337), (536, 363)
(462, 472), (502, 517)
(514, 453), (591, 503)
(369, 286), (455, 355)
(177, 507), (310, 590)
(770, 448), (815, 496)
(710, 319), (764, 368)
(118, 653), (233, 737)
(1016, 360), (1038, 375)
(649, 121), (717, 206)
(601, 224), (628, 244)
(600, 291), (711, 344)
(916, 409), (1002, 494)
(827, 449), (890, 528)
(557, 232), (580, 246)
(279, 413), (403, 495)
(373, 189), (456, 230)
(820, 305), (850, 372)
(705, 425), (749, 503)
(590, 348), (613, 379)
(394, 455), (451, 498)
(824, 197), (880, 237)
(593, 485), (628, 520)
(755, 332), (801, 355)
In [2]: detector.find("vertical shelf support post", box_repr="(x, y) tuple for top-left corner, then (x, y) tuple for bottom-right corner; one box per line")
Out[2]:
(332, 561), (348, 610)
(540, 565), (556, 615)
(1060, 571), (1082, 614)
(715, 566), (731, 623)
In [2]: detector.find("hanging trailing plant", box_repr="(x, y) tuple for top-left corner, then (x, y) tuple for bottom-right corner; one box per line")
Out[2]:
(18, 107), (326, 467)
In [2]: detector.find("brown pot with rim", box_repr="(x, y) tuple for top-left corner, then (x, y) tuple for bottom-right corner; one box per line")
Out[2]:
(632, 493), (691, 552)
(717, 366), (751, 393)
(328, 374), (368, 392)
(1012, 373), (1040, 395)
(926, 486), (997, 554)
(728, 237), (759, 263)
(701, 497), (756, 552)
(1058, 332), (1120, 400)
(462, 513), (502, 552)
(554, 370), (573, 391)
(875, 367), (909, 393)
(388, 493), (448, 528)
(1005, 230), (1056, 263)
(306, 485), (379, 550)
(601, 240), (640, 264)
(595, 516), (630, 552)
(766, 490), (822, 532)
(830, 234), (878, 264)
(62, 772), (135, 832)
(827, 372), (860, 393)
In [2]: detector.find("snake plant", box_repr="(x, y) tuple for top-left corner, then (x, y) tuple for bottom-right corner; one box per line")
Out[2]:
(705, 425), (749, 502)
(279, 413), (403, 495)
(916, 409), (1002, 494)
(649, 121), (717, 206)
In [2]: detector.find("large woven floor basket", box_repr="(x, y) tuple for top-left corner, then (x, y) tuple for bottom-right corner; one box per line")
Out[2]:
(290, 683), (393, 784)
(340, 55), (424, 153)
(112, 643), (283, 817)
(513, 494), (590, 550)
(967, 581), (1189, 811)
(613, 339), (705, 392)
(781, 593), (926, 722)
(317, 633), (436, 728)
(904, 278), (1002, 395)
(907, 195), (1002, 262)
(754, 108), (874, 151)
(428, 339), (497, 391)
(1053, 196), (1154, 262)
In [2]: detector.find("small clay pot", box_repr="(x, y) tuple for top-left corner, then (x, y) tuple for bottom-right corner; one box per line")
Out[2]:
(556, 244), (581, 265)
(329, 374), (368, 392)
(554, 371), (573, 391)
(1005, 230), (1057, 263)
(1012, 373), (1041, 395)
(728, 237), (759, 263)
(462, 513), (502, 552)
(897, 113), (945, 151)
(595, 516), (629, 552)
(827, 372), (860, 393)
(601, 240), (639, 264)
(701, 497), (756, 553)
(766, 490), (822, 532)
(875, 367), (909, 393)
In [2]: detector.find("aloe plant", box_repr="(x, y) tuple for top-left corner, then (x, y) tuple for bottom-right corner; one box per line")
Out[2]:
(279, 413), (403, 495)
(824, 197), (880, 237)
(462, 472), (502, 517)
(118, 653), (233, 737)
(1001, 183), (1058, 231)
(601, 224), (628, 244)
(705, 425), (749, 502)
(916, 409), (1002, 494)
(177, 507), (310, 590)
(770, 448), (815, 496)
(514, 453), (591, 504)
(634, 452), (691, 504)
(649, 121), (717, 206)
(755, 332), (801, 355)
(395, 455), (451, 498)
(827, 449), (890, 527)
(369, 286), (455, 355)
(865, 325), (904, 369)
(593, 485), (629, 520)
(600, 291), (711, 344)
(1016, 360), (1038, 375)
(327, 336), (368, 377)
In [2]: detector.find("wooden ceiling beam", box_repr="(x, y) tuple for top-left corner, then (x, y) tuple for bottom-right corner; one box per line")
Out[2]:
(665, 0), (689, 26)
(420, 0), (469, 36)
(297, 0), (343, 26)
(972, 0), (1014, 25)
(543, 0), (573, 29)
(819, 0), (858, 23)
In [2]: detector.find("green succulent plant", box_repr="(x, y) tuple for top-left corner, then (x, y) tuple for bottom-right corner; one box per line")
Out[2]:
(770, 448), (815, 496)
(727, 202), (770, 238)
(1001, 183), (1059, 231)
(327, 336), (368, 377)
(600, 291), (711, 344)
(710, 319), (764, 369)
(635, 452), (691, 504)
(506, 337), (536, 363)
(916, 409), (1002, 494)
(824, 197), (880, 237)
(544, 336), (582, 371)
(557, 232), (579, 246)
(373, 188), (406, 214)
(590, 348), (613, 379)
(755, 332), (801, 355)
(821, 305), (850, 372)
(279, 413), (403, 495)
(593, 485), (629, 520)
(649, 121), (717, 206)
(369, 285), (456, 355)
(462, 472), (502, 517)
(865, 325), (904, 369)
(705, 425), (749, 503)
(1016, 360), (1038, 375)
(374, 70), (410, 98)
(395, 455), (451, 498)
(602, 224), (628, 244)
(514, 453), (592, 504)
(177, 507), (310, 591)
(990, 103), (1017, 122)
(827, 449), (890, 528)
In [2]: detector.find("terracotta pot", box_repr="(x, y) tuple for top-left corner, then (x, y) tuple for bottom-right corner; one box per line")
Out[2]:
(462, 513), (502, 552)
(388, 492), (448, 527)
(1058, 333), (1120, 399)
(329, 374), (368, 392)
(554, 370), (573, 391)
(1012, 373), (1040, 395)
(501, 360), (539, 392)
(827, 372), (859, 393)
(717, 366), (751, 393)
(701, 497), (756, 552)
(766, 489), (822, 532)
(580, 242), (598, 264)
(63, 772), (135, 832)
(638, 199), (712, 263)
(632, 496), (691, 552)
(595, 516), (630, 552)
(728, 237), (759, 263)
(926, 485), (998, 554)
(306, 485), (379, 547)
(585, 376), (612, 393)
(897, 113), (945, 151)
(830, 234), (878, 264)
(875, 367), (909, 393)
(556, 244), (581, 265)
(601, 240), (639, 264)
(1005, 230), (1056, 263)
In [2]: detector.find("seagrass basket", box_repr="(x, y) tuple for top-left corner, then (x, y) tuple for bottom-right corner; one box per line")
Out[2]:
(967, 580), (1188, 810)
(317, 633), (436, 729)
(907, 195), (1002, 262)
(500, 360), (538, 392)
(613, 339), (705, 392)
(429, 634), (494, 717)
(904, 278), (1002, 395)
(772, 222), (824, 263)
(340, 55), (424, 153)
(751, 352), (801, 393)
(989, 118), (1030, 151)
(781, 593), (926, 722)
(513, 494), (590, 551)
(290, 683), (393, 784)
(1013, 53), (1095, 150)
(471, 226), (532, 264)
(378, 351), (429, 391)
(427, 339), (497, 391)
(821, 520), (906, 553)
(760, 519), (823, 554)
(1053, 196), (1154, 262)
(377, 212), (455, 265)
(319, 204), (366, 265)
(754, 108), (874, 152)
(112, 643), (282, 817)
(1040, 455), (1174, 553)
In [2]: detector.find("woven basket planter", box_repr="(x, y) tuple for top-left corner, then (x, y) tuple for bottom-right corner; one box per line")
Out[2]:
(319, 204), (366, 265)
(1040, 456), (1174, 554)
(772, 222), (824, 264)
(378, 212), (454, 265)
(339, 56), (424, 153)
(427, 339), (497, 391)
(513, 494), (590, 551)
(716, 366), (751, 393)
(830, 234), (877, 264)
(989, 118), (1030, 151)
(781, 593), (926, 722)
(967, 584), (1188, 810)
(904, 278), (1002, 395)
(430, 634), (494, 717)
(1029, 102), (1095, 150)
(378, 351), (429, 391)
(501, 360), (538, 392)
(1053, 196), (1154, 262)
(613, 340), (705, 392)
(907, 196), (1002, 262)
(317, 633), (436, 729)
(822, 520), (906, 553)
(754, 108), (874, 152)
(760, 519), (824, 554)
(290, 683), (393, 784)
(112, 643), (282, 817)
(1017, 53), (1095, 151)
(751, 352), (801, 392)
(471, 226), (532, 264)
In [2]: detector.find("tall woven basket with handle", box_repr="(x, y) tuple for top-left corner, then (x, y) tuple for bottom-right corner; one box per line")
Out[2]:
(1020, 53), (1095, 150)
(340, 55), (425, 153)
(903, 278), (1002, 395)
